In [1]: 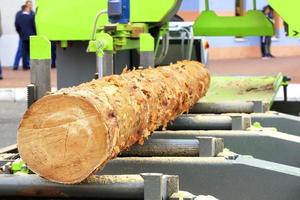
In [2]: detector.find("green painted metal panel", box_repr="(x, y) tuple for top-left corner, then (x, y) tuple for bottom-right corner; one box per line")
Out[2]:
(30, 35), (51, 59)
(35, 0), (108, 41)
(268, 0), (300, 37)
(203, 75), (283, 106)
(193, 10), (274, 36)
(130, 0), (178, 22)
(140, 33), (154, 52)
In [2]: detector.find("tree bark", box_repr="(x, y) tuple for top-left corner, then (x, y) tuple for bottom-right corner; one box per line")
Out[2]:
(17, 61), (210, 184)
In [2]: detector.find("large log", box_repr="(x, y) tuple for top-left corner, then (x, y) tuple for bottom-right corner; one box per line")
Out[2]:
(17, 61), (210, 184)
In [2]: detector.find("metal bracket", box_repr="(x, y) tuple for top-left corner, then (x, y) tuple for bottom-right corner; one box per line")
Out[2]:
(140, 52), (154, 67)
(97, 51), (114, 78)
(30, 59), (51, 100)
(196, 137), (224, 157)
(231, 115), (251, 130)
(253, 101), (264, 113)
(27, 84), (37, 108)
(141, 173), (179, 200)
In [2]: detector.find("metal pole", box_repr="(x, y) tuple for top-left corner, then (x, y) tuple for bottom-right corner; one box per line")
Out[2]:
(103, 51), (114, 76)
(27, 84), (36, 108)
(205, 0), (209, 11)
(283, 85), (288, 102)
(30, 59), (51, 100)
(140, 52), (155, 68)
(96, 51), (114, 78)
(253, 0), (257, 10)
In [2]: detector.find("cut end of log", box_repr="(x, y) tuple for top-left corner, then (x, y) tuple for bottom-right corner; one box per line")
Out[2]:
(17, 94), (110, 184)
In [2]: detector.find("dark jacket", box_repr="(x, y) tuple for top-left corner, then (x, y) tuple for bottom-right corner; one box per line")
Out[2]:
(15, 10), (34, 35)
(15, 11), (36, 40)
(15, 10), (22, 35)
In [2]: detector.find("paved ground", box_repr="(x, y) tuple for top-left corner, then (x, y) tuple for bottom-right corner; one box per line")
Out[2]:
(0, 67), (57, 88)
(0, 101), (26, 148)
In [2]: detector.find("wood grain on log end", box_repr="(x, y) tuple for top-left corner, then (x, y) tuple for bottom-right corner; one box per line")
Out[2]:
(17, 95), (110, 184)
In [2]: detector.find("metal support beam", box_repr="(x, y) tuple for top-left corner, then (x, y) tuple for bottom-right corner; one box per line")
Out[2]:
(26, 84), (36, 108)
(139, 33), (154, 67)
(197, 137), (224, 157)
(29, 35), (51, 101)
(231, 115), (251, 130)
(141, 173), (163, 200)
(30, 59), (51, 100)
(0, 174), (181, 199)
(251, 112), (300, 136)
(100, 156), (300, 200)
(152, 130), (300, 167)
(140, 52), (154, 68)
(97, 51), (114, 78)
(103, 51), (114, 76)
(253, 101), (264, 113)
(0, 174), (144, 198)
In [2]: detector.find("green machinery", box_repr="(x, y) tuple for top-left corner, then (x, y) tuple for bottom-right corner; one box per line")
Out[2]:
(268, 0), (300, 37)
(193, 0), (300, 37)
(31, 0), (183, 83)
(29, 0), (299, 92)
(193, 0), (274, 36)
(30, 0), (300, 61)
(30, 0), (287, 90)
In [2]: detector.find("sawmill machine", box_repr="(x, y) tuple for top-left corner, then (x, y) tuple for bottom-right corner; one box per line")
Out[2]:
(30, 0), (195, 91)
(28, 0), (300, 92)
(1, 0), (300, 199)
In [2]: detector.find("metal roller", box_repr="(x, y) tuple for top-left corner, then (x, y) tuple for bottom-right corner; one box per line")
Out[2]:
(121, 139), (199, 157)
(0, 174), (144, 199)
(168, 114), (232, 130)
(190, 101), (266, 114)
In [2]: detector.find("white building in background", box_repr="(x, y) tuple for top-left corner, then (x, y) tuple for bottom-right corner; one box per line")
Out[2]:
(0, 0), (35, 67)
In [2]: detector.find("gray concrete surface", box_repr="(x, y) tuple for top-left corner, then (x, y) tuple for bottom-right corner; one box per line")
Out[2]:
(0, 101), (26, 148)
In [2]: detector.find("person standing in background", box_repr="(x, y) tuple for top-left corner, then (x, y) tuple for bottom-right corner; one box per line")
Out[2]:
(15, 4), (36, 70)
(261, 5), (275, 59)
(0, 9), (3, 79)
(13, 5), (26, 70)
(13, 1), (34, 70)
(25, 0), (34, 13)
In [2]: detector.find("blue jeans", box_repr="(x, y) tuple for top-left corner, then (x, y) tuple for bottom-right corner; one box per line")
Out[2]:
(22, 40), (30, 69)
(13, 38), (23, 68)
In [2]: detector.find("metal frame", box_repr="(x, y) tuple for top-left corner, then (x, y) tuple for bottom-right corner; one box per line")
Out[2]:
(100, 156), (300, 200)
(152, 130), (300, 168)
(0, 174), (180, 199)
